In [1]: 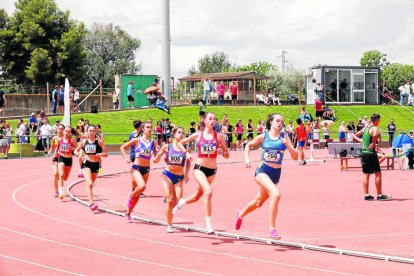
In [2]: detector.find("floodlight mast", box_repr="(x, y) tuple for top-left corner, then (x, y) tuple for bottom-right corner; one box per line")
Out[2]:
(161, 0), (171, 106)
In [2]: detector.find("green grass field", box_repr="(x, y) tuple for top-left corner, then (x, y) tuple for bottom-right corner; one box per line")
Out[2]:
(8, 105), (414, 144)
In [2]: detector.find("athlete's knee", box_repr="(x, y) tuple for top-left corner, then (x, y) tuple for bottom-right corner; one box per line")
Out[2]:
(203, 188), (213, 198)
(269, 193), (281, 203)
(255, 200), (264, 208)
(166, 196), (175, 205)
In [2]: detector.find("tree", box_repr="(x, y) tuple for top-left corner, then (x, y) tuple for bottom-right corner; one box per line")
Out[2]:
(231, 61), (278, 76)
(381, 63), (414, 92)
(360, 50), (389, 68)
(189, 51), (232, 74)
(0, 0), (86, 86)
(83, 23), (141, 87)
(267, 68), (304, 100)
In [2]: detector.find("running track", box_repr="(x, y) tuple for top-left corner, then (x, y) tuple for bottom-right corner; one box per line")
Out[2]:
(1, 150), (414, 275)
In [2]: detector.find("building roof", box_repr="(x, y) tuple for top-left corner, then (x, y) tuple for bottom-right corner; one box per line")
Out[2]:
(178, 71), (269, 81)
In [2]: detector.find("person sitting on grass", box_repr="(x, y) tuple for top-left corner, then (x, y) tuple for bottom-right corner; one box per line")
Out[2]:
(156, 95), (170, 114)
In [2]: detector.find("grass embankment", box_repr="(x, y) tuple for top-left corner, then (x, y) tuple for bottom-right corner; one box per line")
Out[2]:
(9, 105), (414, 144)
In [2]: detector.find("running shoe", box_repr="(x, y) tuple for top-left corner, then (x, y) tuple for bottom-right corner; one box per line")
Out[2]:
(235, 210), (243, 230)
(90, 203), (98, 211)
(163, 196), (167, 203)
(139, 193), (145, 198)
(166, 225), (174, 233)
(54, 192), (59, 198)
(172, 198), (186, 214)
(206, 227), (214, 234)
(59, 193), (64, 199)
(364, 194), (375, 201)
(269, 229), (281, 240)
(377, 194), (392, 201)
(125, 214), (132, 223)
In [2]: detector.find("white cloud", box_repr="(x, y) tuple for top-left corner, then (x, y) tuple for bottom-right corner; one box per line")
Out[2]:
(2, 0), (414, 78)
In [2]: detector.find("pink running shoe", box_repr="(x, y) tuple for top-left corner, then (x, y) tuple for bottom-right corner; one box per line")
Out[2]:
(90, 203), (98, 211)
(269, 229), (281, 240)
(235, 210), (243, 230)
(125, 214), (132, 223)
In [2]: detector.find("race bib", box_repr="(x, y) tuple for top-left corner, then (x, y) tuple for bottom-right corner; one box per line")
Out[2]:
(200, 143), (216, 154)
(140, 148), (153, 156)
(84, 144), (96, 154)
(264, 150), (281, 162)
(168, 155), (183, 164)
(60, 144), (70, 153)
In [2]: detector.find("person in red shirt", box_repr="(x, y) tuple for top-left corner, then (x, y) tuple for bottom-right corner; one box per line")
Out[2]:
(314, 98), (323, 119)
(295, 118), (307, 165)
(230, 81), (238, 106)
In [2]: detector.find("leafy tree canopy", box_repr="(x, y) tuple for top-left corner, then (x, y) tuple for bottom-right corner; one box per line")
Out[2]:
(189, 51), (232, 75)
(83, 23), (141, 87)
(360, 50), (389, 68)
(381, 63), (414, 92)
(0, 0), (86, 85)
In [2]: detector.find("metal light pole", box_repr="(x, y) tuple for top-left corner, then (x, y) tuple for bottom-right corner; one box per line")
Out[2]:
(281, 50), (288, 73)
(161, 0), (171, 106)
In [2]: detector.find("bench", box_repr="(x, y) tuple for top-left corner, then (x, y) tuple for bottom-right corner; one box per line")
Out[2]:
(340, 156), (395, 171)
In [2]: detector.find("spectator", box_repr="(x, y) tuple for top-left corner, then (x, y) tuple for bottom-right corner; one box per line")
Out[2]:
(34, 121), (44, 152)
(58, 85), (65, 113)
(322, 104), (336, 121)
(227, 121), (234, 149)
(314, 98), (323, 119)
(338, 121), (347, 141)
(40, 119), (53, 154)
(203, 78), (211, 105)
(382, 82), (392, 105)
(236, 118), (243, 150)
(402, 80), (411, 105)
(16, 119), (27, 144)
(407, 91), (414, 106)
(322, 122), (330, 148)
(29, 112), (37, 133)
(113, 85), (120, 110)
(347, 120), (355, 141)
(387, 119), (396, 147)
(295, 118), (307, 165)
(0, 88), (6, 116)
(156, 95), (170, 114)
(73, 87), (81, 112)
(220, 121), (230, 148)
(216, 81), (226, 105)
(213, 117), (220, 132)
(268, 90), (281, 105)
(286, 120), (296, 146)
(230, 81), (238, 106)
(256, 91), (268, 105)
(256, 120), (264, 136)
(0, 120), (10, 158)
(52, 120), (60, 135)
(288, 93), (299, 105)
(246, 119), (254, 141)
(313, 118), (320, 141)
(361, 115), (369, 127)
(198, 99), (206, 121)
(127, 80), (134, 109)
(51, 85), (58, 114)
(315, 83), (324, 101)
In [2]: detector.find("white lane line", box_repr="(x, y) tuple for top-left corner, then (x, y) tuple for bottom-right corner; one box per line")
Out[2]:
(298, 232), (414, 241)
(0, 253), (84, 275)
(0, 226), (218, 276)
(11, 181), (359, 276)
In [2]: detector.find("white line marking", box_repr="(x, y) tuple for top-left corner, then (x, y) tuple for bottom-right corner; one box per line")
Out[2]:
(0, 253), (84, 275)
(0, 226), (218, 276)
(11, 181), (360, 275)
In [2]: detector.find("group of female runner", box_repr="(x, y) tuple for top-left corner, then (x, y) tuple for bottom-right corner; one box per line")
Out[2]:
(118, 112), (297, 238)
(49, 111), (297, 238)
(50, 123), (108, 211)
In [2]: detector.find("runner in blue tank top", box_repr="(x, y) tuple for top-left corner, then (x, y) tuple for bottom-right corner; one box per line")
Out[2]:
(153, 127), (191, 233)
(235, 113), (298, 240)
(120, 121), (157, 223)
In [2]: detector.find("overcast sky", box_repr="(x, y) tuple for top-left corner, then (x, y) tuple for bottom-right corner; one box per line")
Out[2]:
(2, 0), (414, 78)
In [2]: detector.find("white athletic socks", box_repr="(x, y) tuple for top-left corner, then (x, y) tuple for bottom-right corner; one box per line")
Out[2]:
(205, 216), (214, 233)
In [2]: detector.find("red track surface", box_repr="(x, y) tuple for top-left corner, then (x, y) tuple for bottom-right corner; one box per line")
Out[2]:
(1, 150), (414, 275)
